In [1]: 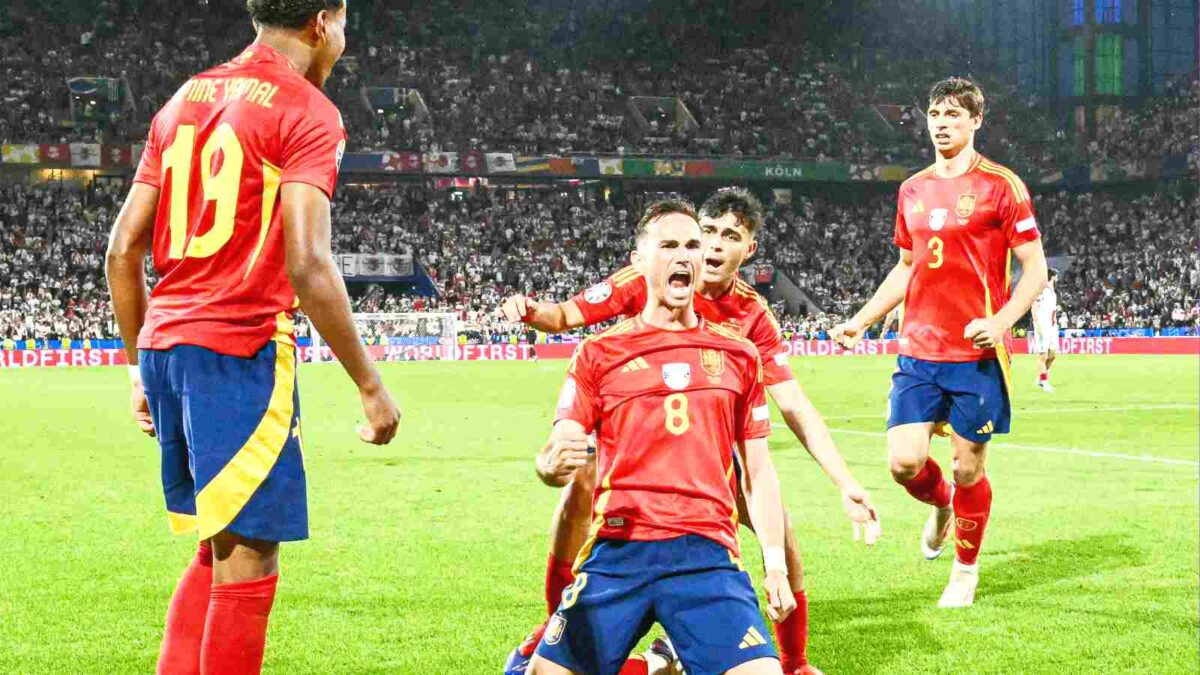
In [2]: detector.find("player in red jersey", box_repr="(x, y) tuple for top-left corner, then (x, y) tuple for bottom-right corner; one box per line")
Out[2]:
(527, 200), (793, 675)
(831, 77), (1048, 608)
(105, 2), (399, 672)
(500, 189), (877, 675)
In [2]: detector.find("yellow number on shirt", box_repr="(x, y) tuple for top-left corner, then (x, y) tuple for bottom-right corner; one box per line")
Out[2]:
(161, 123), (246, 260)
(928, 236), (945, 269)
(664, 393), (691, 436)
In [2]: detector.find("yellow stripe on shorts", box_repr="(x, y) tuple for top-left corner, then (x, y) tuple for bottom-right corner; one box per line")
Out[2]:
(195, 340), (296, 540)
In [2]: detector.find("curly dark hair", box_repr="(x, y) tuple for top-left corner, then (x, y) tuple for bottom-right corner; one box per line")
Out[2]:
(929, 77), (986, 118)
(246, 0), (344, 28)
(635, 198), (698, 240)
(699, 187), (764, 235)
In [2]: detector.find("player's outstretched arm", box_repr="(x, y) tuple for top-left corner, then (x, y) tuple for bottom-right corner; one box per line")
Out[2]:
(831, 249), (913, 349)
(766, 380), (880, 545)
(281, 182), (399, 445)
(105, 183), (160, 437)
(738, 437), (796, 622)
(497, 295), (586, 333)
(536, 420), (593, 487)
(964, 240), (1049, 349)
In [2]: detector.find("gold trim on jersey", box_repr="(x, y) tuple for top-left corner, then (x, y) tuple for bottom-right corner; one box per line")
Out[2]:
(572, 465), (617, 574)
(978, 160), (1030, 204)
(704, 322), (763, 383)
(244, 159), (282, 280)
(610, 265), (643, 288)
(733, 281), (782, 332)
(567, 317), (637, 375)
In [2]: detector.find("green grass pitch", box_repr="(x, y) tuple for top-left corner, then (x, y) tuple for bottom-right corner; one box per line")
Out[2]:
(1, 354), (1196, 673)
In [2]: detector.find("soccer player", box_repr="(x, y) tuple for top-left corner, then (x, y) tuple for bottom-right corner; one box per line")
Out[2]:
(830, 77), (1049, 608)
(501, 189), (877, 675)
(104, 2), (400, 672)
(527, 200), (794, 675)
(1031, 269), (1059, 392)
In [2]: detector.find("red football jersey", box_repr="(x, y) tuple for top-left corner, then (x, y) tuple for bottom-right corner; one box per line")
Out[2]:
(555, 316), (771, 557)
(893, 155), (1041, 362)
(571, 267), (793, 385)
(133, 43), (347, 357)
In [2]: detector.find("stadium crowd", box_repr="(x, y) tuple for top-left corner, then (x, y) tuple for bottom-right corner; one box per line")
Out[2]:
(4, 0), (1193, 171)
(2, 177), (1196, 345)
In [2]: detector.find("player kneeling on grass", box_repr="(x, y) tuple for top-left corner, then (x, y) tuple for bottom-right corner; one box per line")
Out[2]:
(526, 201), (794, 675)
(105, 1), (400, 672)
(502, 189), (879, 675)
(831, 77), (1048, 608)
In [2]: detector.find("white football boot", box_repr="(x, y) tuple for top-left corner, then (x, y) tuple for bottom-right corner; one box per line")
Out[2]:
(937, 560), (979, 608)
(921, 485), (955, 560)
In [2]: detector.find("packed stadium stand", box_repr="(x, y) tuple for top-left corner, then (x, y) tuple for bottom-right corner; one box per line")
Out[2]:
(0, 0), (1196, 347)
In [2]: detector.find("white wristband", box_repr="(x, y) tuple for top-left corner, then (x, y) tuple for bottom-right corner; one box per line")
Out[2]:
(763, 546), (787, 574)
(128, 364), (142, 383)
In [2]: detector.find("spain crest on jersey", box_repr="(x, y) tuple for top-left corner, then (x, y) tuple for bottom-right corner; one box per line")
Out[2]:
(700, 349), (725, 384)
(955, 192), (977, 219)
(662, 363), (691, 390)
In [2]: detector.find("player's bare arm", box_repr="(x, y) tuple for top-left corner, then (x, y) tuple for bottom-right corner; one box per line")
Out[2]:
(536, 419), (593, 487)
(766, 380), (881, 545)
(831, 249), (913, 349)
(738, 436), (796, 622)
(497, 295), (586, 332)
(964, 239), (1048, 349)
(281, 182), (399, 445)
(104, 183), (161, 437)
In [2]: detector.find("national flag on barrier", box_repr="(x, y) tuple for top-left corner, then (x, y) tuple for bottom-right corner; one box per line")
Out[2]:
(599, 158), (623, 176)
(101, 145), (133, 168)
(460, 149), (486, 174)
(548, 158), (575, 175)
(70, 143), (101, 167)
(516, 156), (551, 173)
(485, 152), (517, 173)
(684, 160), (715, 177)
(424, 151), (458, 173)
(40, 144), (71, 166)
(654, 160), (685, 177)
(572, 157), (600, 175)
(1, 144), (39, 164)
(382, 151), (423, 173)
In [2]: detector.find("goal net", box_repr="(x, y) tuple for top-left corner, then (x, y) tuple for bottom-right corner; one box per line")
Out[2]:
(308, 312), (460, 363)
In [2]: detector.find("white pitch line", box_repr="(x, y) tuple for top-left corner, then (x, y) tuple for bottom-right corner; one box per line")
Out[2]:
(770, 423), (1200, 467)
(819, 403), (1197, 421)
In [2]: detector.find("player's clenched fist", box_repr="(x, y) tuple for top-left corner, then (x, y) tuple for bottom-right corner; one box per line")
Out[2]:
(762, 570), (796, 622)
(497, 294), (537, 323)
(963, 317), (1007, 349)
(829, 320), (865, 350)
(537, 425), (593, 487)
(357, 381), (400, 445)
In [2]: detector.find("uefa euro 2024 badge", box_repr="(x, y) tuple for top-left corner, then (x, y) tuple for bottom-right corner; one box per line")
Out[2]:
(584, 281), (612, 304)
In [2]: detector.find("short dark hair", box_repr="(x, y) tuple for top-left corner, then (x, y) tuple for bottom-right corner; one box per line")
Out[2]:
(1048, 268), (1059, 279)
(247, 0), (344, 28)
(699, 187), (764, 236)
(929, 77), (985, 119)
(635, 198), (698, 240)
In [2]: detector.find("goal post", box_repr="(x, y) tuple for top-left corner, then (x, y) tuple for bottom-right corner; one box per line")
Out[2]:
(309, 312), (460, 362)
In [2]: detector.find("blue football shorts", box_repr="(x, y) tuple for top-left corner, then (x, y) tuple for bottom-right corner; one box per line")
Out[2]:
(887, 355), (1011, 443)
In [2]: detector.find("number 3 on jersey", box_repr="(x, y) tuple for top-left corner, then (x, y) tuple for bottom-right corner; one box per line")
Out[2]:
(664, 393), (690, 435)
(928, 236), (945, 269)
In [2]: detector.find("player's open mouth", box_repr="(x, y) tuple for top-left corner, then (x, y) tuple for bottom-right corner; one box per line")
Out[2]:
(935, 133), (950, 141)
(668, 270), (692, 289)
(704, 256), (723, 270)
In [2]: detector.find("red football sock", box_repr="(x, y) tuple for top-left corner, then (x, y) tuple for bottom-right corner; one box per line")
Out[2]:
(545, 554), (575, 616)
(618, 656), (650, 675)
(157, 542), (214, 675)
(773, 588), (809, 671)
(200, 574), (278, 675)
(897, 457), (952, 508)
(1038, 372), (1048, 382)
(953, 475), (992, 565)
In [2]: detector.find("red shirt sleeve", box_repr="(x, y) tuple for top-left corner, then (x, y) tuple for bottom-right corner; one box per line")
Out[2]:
(893, 189), (913, 250)
(748, 306), (793, 385)
(280, 99), (346, 199)
(737, 350), (772, 441)
(998, 175), (1041, 248)
(555, 342), (601, 433)
(132, 119), (162, 188)
(570, 267), (646, 325)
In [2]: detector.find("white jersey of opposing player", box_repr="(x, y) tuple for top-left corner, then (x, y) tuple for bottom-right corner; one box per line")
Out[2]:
(1030, 285), (1059, 354)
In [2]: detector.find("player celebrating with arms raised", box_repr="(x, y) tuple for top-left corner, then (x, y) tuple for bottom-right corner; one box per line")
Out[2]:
(105, 1), (399, 672)
(528, 200), (793, 675)
(501, 189), (877, 675)
(831, 77), (1048, 607)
